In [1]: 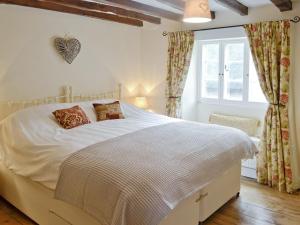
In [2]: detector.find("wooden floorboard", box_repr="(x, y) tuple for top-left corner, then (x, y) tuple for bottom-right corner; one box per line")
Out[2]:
(0, 178), (299, 225)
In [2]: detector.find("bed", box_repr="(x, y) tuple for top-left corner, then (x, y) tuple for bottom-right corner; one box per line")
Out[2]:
(0, 85), (256, 225)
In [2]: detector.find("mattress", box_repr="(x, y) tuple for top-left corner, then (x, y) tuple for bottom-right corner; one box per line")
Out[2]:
(0, 101), (256, 191)
(0, 102), (177, 189)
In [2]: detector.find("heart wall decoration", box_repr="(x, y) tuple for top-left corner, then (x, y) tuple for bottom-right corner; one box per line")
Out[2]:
(54, 37), (81, 64)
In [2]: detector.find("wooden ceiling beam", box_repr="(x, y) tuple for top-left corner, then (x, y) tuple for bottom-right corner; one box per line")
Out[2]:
(211, 11), (216, 20)
(52, 0), (161, 24)
(104, 0), (215, 21)
(214, 0), (248, 16)
(103, 0), (183, 21)
(0, 0), (143, 27)
(271, 0), (293, 12)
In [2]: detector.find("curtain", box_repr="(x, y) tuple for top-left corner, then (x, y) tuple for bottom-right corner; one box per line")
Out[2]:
(244, 20), (294, 193)
(166, 31), (194, 118)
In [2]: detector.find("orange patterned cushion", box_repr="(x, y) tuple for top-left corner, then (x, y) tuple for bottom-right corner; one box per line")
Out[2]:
(93, 101), (124, 121)
(53, 105), (91, 129)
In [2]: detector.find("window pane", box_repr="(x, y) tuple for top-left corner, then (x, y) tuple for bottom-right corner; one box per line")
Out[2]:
(248, 54), (267, 103)
(201, 43), (219, 99)
(224, 43), (244, 101)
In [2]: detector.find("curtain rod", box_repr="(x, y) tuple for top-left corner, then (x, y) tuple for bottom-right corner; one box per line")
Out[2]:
(162, 16), (300, 36)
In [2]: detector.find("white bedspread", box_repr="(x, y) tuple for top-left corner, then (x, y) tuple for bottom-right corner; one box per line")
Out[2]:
(0, 101), (256, 191)
(55, 121), (256, 225)
(0, 102), (175, 189)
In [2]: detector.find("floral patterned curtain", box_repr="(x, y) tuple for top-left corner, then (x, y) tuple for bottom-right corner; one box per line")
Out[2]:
(166, 31), (194, 118)
(244, 20), (293, 193)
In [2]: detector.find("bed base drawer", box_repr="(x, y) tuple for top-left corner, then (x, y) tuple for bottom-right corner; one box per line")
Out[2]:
(198, 162), (241, 222)
(1, 162), (241, 225)
(160, 162), (241, 225)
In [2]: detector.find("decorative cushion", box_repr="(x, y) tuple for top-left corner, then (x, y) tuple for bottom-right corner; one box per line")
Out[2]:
(209, 113), (260, 136)
(52, 105), (91, 129)
(93, 101), (124, 121)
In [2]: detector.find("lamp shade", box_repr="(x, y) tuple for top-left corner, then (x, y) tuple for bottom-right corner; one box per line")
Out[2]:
(134, 97), (148, 109)
(183, 0), (212, 23)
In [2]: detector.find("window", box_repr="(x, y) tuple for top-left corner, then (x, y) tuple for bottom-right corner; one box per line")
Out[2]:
(198, 38), (266, 104)
(201, 42), (219, 99)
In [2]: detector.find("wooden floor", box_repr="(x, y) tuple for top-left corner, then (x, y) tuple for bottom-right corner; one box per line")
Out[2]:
(0, 178), (299, 225)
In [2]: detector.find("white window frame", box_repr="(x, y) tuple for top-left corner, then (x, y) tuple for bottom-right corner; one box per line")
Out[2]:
(197, 37), (267, 107)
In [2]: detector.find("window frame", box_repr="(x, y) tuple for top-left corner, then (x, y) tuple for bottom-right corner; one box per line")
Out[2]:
(197, 38), (267, 107)
(197, 40), (221, 101)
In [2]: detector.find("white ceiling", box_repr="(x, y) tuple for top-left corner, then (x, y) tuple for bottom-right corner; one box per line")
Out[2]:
(238, 0), (271, 7)
(133, 0), (273, 12)
(209, 0), (271, 11)
(97, 0), (299, 15)
(133, 0), (182, 13)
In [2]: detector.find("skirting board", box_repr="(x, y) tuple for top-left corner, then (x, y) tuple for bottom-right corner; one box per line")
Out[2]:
(0, 162), (241, 225)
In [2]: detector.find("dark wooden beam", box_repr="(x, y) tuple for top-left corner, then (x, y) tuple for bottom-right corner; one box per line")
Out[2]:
(211, 11), (216, 20)
(52, 0), (161, 24)
(214, 0), (248, 16)
(271, 0), (293, 12)
(0, 0), (143, 27)
(104, 0), (183, 21)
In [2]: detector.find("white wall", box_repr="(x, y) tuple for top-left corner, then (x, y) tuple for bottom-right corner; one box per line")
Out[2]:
(183, 3), (300, 189)
(0, 4), (180, 109)
(0, 4), (142, 100)
(140, 20), (181, 114)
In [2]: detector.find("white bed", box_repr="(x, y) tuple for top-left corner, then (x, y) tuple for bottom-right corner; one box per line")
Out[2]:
(0, 85), (256, 225)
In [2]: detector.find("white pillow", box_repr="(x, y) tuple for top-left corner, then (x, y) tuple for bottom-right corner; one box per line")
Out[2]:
(209, 113), (260, 137)
(0, 99), (119, 132)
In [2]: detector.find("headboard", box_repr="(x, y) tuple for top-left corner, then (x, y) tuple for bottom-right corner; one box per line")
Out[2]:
(0, 84), (122, 121)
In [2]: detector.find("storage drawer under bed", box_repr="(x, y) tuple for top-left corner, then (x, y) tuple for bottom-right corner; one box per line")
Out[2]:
(159, 162), (241, 225)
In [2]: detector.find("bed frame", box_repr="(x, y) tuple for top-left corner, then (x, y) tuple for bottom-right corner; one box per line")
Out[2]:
(0, 84), (122, 121)
(0, 85), (241, 225)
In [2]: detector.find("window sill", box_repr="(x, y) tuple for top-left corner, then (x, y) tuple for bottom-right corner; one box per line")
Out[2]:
(197, 99), (268, 109)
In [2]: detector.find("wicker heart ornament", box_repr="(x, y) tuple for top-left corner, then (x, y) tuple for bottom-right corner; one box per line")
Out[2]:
(54, 38), (81, 64)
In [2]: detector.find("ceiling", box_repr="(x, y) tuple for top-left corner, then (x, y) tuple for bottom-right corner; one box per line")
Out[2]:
(131, 0), (182, 13)
(1, 0), (296, 28)
(210, 0), (271, 11)
(91, 0), (297, 25)
(131, 0), (273, 13)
